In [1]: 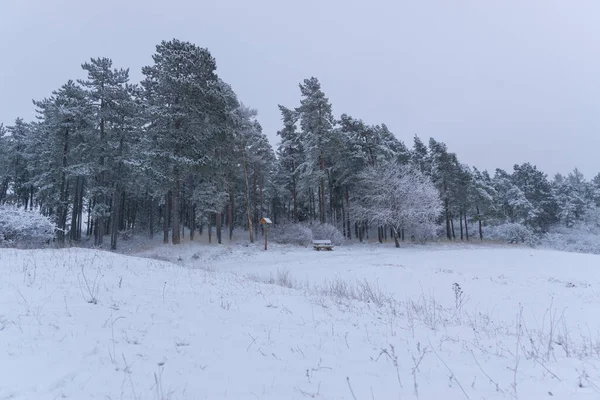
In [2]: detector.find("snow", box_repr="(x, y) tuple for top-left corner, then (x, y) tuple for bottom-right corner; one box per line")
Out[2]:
(2, 241), (600, 399)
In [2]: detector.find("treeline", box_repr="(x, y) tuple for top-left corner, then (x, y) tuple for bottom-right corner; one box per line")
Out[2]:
(1, 39), (599, 249)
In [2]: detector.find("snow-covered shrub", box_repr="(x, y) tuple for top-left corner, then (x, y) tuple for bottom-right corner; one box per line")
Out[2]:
(484, 223), (538, 246)
(541, 221), (600, 255)
(542, 231), (600, 255)
(310, 223), (345, 246)
(405, 221), (439, 243)
(269, 223), (313, 246)
(0, 206), (56, 247)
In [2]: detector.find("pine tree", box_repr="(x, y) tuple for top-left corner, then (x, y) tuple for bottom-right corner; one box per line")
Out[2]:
(276, 105), (303, 221)
(141, 39), (225, 244)
(30, 81), (91, 244)
(511, 163), (558, 231)
(296, 77), (336, 224)
(79, 57), (137, 247)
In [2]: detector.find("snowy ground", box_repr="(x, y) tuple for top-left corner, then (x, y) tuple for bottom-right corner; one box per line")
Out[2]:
(2, 238), (600, 399)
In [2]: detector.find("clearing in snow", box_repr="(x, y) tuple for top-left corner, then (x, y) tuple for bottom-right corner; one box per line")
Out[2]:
(1, 241), (600, 399)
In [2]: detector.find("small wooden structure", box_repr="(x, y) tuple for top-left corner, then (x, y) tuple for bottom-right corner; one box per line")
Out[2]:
(313, 239), (334, 251)
(260, 218), (272, 250)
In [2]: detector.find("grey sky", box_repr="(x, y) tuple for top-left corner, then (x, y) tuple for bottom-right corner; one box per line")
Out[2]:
(2, 0), (599, 177)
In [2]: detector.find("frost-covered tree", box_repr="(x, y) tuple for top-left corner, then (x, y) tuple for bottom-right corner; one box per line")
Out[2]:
(79, 57), (138, 248)
(492, 168), (533, 225)
(428, 138), (459, 239)
(5, 119), (34, 209)
(30, 81), (91, 244)
(296, 77), (337, 223)
(511, 163), (558, 231)
(468, 167), (496, 240)
(141, 39), (227, 244)
(275, 105), (303, 221)
(354, 163), (442, 247)
(552, 168), (590, 227)
(0, 124), (10, 203)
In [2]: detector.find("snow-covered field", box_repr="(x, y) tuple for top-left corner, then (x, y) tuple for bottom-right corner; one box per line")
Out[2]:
(2, 240), (600, 399)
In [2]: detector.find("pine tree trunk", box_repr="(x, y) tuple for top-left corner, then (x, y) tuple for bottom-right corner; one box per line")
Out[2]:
(77, 179), (84, 240)
(216, 212), (222, 244)
(87, 199), (93, 237)
(464, 211), (469, 241)
(292, 163), (297, 222)
(253, 170), (258, 237)
(226, 175), (233, 240)
(70, 176), (80, 242)
(476, 205), (483, 241)
(57, 128), (69, 245)
(459, 210), (464, 241)
(451, 218), (455, 240)
(393, 228), (400, 248)
(172, 177), (181, 244)
(229, 193), (234, 241)
(341, 197), (346, 238)
(444, 181), (451, 240)
(149, 197), (154, 240)
(111, 185), (121, 250)
(190, 204), (195, 241)
(242, 146), (254, 243)
(260, 173), (264, 231)
(163, 192), (170, 244)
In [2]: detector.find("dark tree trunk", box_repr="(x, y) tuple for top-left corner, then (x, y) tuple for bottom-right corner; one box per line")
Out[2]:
(319, 155), (326, 224)
(476, 205), (483, 241)
(292, 163), (297, 222)
(216, 212), (222, 244)
(444, 181), (451, 240)
(464, 211), (469, 241)
(341, 197), (346, 238)
(149, 197), (154, 239)
(163, 192), (170, 244)
(172, 178), (181, 244)
(70, 176), (81, 242)
(451, 218), (455, 240)
(345, 187), (351, 239)
(57, 128), (69, 245)
(190, 204), (196, 241)
(253, 170), (258, 237)
(110, 185), (121, 250)
(393, 228), (400, 248)
(87, 199), (93, 237)
(459, 210), (464, 241)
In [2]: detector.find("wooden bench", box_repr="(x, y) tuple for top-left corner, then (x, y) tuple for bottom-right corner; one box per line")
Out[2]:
(313, 239), (334, 251)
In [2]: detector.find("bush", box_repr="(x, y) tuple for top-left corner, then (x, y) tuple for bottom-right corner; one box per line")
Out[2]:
(310, 223), (344, 246)
(0, 206), (56, 247)
(404, 221), (439, 243)
(484, 222), (538, 246)
(542, 232), (600, 254)
(269, 222), (345, 246)
(541, 221), (600, 255)
(269, 223), (313, 246)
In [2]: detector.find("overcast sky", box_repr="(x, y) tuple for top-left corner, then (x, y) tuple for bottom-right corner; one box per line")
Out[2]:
(2, 0), (599, 177)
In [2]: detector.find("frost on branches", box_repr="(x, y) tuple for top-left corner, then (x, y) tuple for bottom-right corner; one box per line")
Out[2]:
(0, 206), (56, 247)
(353, 163), (442, 246)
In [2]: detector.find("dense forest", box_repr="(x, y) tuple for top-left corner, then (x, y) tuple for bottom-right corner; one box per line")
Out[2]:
(1, 39), (599, 250)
